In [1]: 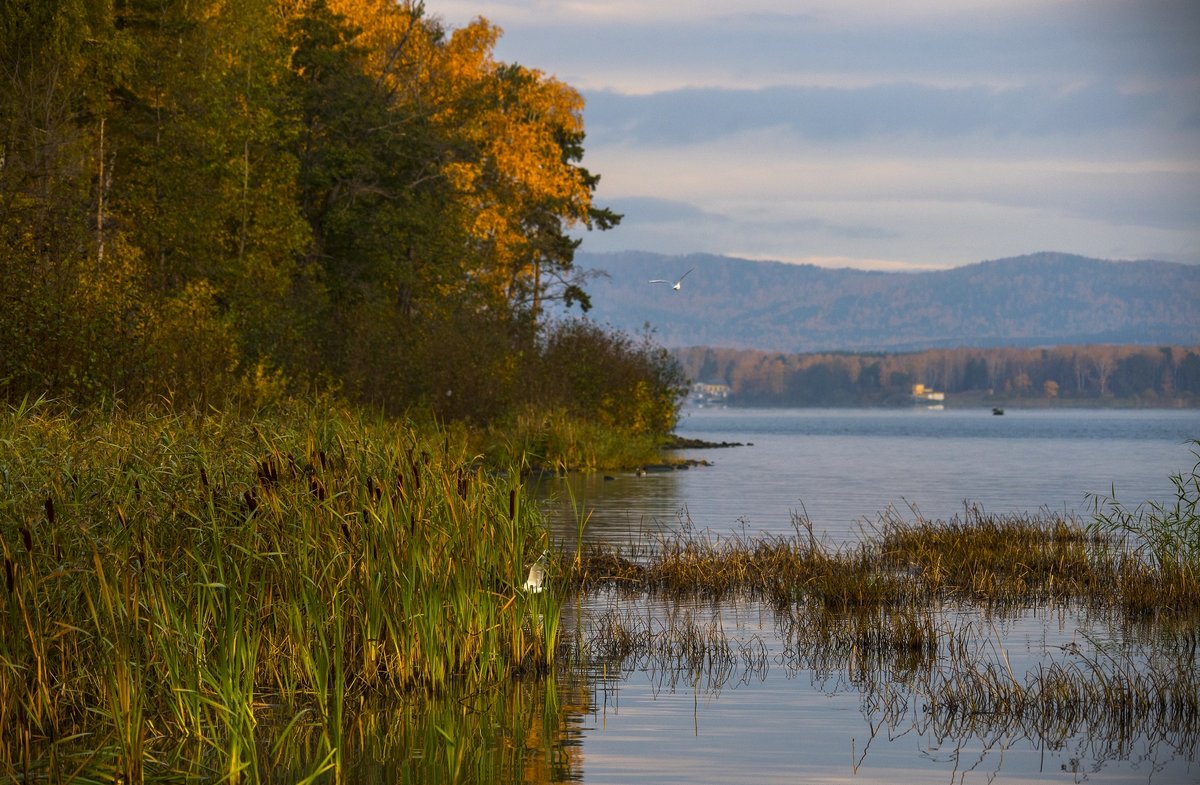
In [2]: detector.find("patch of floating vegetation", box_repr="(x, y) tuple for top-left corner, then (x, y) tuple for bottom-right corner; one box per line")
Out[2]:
(560, 505), (1200, 617)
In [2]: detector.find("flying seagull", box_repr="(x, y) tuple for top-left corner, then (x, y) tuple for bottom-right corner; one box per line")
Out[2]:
(649, 268), (694, 291)
(523, 550), (549, 593)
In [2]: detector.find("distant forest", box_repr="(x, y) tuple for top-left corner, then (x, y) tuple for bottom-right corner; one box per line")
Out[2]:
(676, 344), (1200, 406)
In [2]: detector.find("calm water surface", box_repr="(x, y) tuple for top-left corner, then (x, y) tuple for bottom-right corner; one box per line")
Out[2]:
(515, 408), (1200, 785)
(539, 407), (1200, 547)
(549, 600), (1198, 785)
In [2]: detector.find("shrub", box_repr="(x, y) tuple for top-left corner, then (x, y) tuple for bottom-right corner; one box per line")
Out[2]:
(530, 318), (687, 436)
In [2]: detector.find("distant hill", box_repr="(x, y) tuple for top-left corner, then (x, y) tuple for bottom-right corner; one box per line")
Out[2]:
(566, 251), (1200, 352)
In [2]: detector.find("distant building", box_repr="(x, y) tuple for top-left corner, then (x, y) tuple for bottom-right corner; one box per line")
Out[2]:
(912, 383), (945, 402)
(690, 382), (730, 406)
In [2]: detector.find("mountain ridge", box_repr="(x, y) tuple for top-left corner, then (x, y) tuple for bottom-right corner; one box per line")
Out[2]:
(568, 250), (1200, 352)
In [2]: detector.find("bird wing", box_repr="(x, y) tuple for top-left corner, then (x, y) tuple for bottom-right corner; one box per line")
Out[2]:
(648, 279), (668, 284)
(677, 268), (694, 283)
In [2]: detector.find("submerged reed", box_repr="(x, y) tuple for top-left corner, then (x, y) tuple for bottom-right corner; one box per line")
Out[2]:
(562, 505), (1200, 617)
(560, 590), (1199, 774)
(552, 497), (1200, 774)
(0, 398), (558, 780)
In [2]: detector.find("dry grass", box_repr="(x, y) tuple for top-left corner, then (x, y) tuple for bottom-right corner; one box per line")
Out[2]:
(560, 506), (1200, 617)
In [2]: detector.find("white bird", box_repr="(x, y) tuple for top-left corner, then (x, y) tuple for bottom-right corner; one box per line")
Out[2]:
(648, 268), (694, 291)
(523, 550), (549, 593)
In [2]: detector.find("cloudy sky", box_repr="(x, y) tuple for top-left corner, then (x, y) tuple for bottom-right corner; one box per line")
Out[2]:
(434, 1), (1200, 271)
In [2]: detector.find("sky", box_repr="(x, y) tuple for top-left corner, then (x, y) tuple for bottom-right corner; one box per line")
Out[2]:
(432, 1), (1200, 271)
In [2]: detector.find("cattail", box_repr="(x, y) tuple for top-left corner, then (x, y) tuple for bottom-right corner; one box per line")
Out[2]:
(19, 526), (32, 553)
(258, 458), (278, 488)
(44, 496), (55, 525)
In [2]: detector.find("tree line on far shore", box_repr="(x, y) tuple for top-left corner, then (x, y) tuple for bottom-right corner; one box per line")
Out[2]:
(676, 344), (1200, 405)
(0, 0), (684, 434)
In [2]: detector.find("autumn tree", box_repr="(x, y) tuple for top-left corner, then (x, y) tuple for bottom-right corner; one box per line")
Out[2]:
(1, 0), (666, 433)
(290, 0), (620, 413)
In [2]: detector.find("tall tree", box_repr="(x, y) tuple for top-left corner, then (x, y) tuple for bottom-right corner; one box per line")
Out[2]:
(0, 0), (144, 400)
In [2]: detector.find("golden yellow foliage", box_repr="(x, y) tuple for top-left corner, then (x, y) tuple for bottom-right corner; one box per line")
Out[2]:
(321, 0), (595, 307)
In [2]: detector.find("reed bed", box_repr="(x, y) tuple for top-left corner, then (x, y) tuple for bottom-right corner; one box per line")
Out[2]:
(4, 397), (1196, 782)
(560, 601), (740, 695)
(549, 495), (1200, 775)
(480, 407), (669, 472)
(561, 506), (1200, 617)
(0, 398), (558, 782)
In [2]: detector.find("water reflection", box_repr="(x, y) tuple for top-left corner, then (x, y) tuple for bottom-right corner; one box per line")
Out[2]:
(290, 592), (1198, 785)
(532, 469), (694, 550)
(553, 594), (1198, 784)
(264, 675), (587, 784)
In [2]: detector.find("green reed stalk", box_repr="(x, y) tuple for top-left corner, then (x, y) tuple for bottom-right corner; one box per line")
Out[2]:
(0, 398), (558, 779)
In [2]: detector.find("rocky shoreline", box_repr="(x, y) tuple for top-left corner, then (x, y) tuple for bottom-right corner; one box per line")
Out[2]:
(663, 434), (747, 450)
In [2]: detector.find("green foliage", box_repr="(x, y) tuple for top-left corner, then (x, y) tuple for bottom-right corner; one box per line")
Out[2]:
(482, 407), (668, 471)
(0, 0), (667, 440)
(143, 280), (242, 406)
(0, 399), (558, 779)
(530, 319), (687, 436)
(1088, 440), (1200, 574)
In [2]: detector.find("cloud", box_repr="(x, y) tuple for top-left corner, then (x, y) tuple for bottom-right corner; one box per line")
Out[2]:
(458, 1), (1200, 93)
(433, 1), (1200, 268)
(578, 125), (1200, 267)
(600, 196), (729, 224)
(582, 83), (1178, 147)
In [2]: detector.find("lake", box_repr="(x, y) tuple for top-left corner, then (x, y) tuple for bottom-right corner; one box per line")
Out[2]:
(517, 407), (1200, 785)
(538, 407), (1200, 548)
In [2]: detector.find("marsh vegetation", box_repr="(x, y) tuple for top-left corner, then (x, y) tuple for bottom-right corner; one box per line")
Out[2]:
(3, 400), (1197, 783)
(1, 399), (561, 782)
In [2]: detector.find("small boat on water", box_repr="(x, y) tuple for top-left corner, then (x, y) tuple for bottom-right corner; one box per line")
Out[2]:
(993, 407), (1005, 415)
